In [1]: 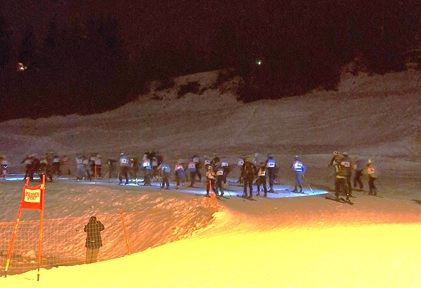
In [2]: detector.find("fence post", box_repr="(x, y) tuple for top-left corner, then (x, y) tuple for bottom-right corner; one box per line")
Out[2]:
(119, 209), (131, 255)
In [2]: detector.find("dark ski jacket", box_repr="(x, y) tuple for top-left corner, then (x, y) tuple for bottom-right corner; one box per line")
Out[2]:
(84, 217), (105, 249)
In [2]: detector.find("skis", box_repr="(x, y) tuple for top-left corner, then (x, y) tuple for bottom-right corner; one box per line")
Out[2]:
(236, 195), (257, 201)
(340, 197), (354, 205)
(325, 196), (354, 205)
(364, 193), (383, 198)
(286, 188), (305, 194)
(198, 193), (228, 200)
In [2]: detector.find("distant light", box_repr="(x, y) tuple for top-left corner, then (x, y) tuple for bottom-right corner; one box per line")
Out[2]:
(17, 62), (27, 72)
(255, 59), (263, 66)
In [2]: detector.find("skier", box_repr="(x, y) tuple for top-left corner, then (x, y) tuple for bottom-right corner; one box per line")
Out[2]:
(174, 160), (185, 189)
(333, 155), (350, 200)
(192, 154), (202, 181)
(203, 156), (211, 174)
(266, 154), (278, 192)
(328, 151), (342, 190)
(51, 154), (61, 177)
(118, 152), (130, 185)
(365, 159), (378, 195)
(141, 157), (152, 186)
(236, 156), (245, 184)
(158, 159), (171, 190)
(39, 155), (53, 182)
(341, 152), (353, 197)
(94, 154), (102, 178)
(187, 158), (197, 187)
(0, 155), (8, 180)
(205, 165), (216, 196)
(290, 155), (305, 193)
(215, 162), (225, 196)
(221, 158), (230, 184)
(352, 156), (365, 191)
(256, 162), (268, 197)
(21, 154), (33, 180)
(61, 155), (71, 175)
(107, 158), (117, 181)
(75, 154), (85, 180)
(130, 157), (139, 183)
(241, 157), (256, 198)
(151, 156), (159, 180)
(83, 155), (92, 181)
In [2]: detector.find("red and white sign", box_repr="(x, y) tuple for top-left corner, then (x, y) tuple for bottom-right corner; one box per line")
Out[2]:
(20, 184), (45, 211)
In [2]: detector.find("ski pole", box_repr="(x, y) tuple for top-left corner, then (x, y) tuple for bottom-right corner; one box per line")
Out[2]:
(303, 176), (313, 192)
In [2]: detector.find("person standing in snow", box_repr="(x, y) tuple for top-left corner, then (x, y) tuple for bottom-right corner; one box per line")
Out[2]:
(352, 156), (365, 191)
(365, 159), (378, 196)
(118, 152), (130, 185)
(21, 154), (34, 180)
(192, 154), (202, 182)
(221, 158), (230, 184)
(333, 155), (350, 200)
(241, 157), (256, 198)
(94, 154), (102, 178)
(205, 165), (216, 196)
(187, 158), (198, 187)
(61, 155), (71, 175)
(107, 158), (117, 181)
(340, 152), (353, 197)
(214, 161), (225, 196)
(158, 159), (171, 190)
(256, 162), (268, 197)
(141, 157), (152, 186)
(290, 155), (305, 193)
(83, 155), (92, 181)
(84, 216), (105, 264)
(0, 155), (8, 180)
(203, 156), (211, 175)
(75, 154), (85, 180)
(328, 151), (342, 189)
(236, 156), (245, 184)
(266, 154), (278, 193)
(174, 160), (185, 189)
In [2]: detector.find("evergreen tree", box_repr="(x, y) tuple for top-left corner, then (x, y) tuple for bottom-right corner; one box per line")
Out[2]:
(18, 25), (37, 69)
(0, 17), (12, 68)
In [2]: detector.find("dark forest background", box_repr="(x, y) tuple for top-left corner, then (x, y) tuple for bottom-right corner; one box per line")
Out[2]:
(1, 1), (421, 121)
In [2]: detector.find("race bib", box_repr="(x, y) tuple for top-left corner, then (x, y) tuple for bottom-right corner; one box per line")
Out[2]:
(267, 159), (275, 168)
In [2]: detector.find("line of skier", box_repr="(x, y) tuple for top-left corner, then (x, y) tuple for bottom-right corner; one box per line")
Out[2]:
(13, 150), (378, 199)
(329, 151), (378, 200)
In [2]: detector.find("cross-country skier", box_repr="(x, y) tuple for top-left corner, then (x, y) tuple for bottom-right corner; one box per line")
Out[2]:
(158, 159), (171, 190)
(206, 165), (216, 196)
(256, 162), (268, 197)
(290, 155), (305, 193)
(118, 151), (130, 185)
(174, 160), (186, 190)
(341, 152), (353, 197)
(192, 154), (202, 181)
(215, 162), (225, 196)
(187, 158), (198, 187)
(241, 157), (256, 198)
(266, 154), (278, 192)
(365, 159), (378, 196)
(352, 156), (365, 191)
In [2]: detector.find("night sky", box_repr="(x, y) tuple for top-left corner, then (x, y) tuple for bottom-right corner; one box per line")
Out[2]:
(1, 0), (421, 121)
(1, 0), (270, 60)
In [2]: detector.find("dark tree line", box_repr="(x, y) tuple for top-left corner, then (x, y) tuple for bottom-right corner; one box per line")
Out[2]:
(0, 1), (421, 121)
